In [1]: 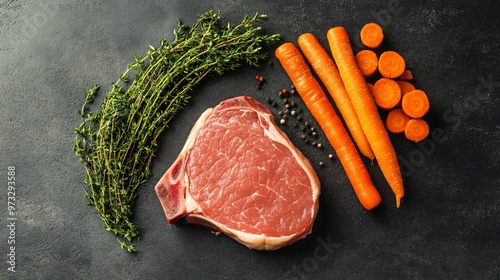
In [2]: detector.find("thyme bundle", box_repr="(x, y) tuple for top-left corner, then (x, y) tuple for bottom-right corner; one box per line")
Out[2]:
(73, 10), (280, 252)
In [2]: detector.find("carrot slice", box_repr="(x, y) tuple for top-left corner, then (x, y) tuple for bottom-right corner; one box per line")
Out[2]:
(297, 33), (375, 160)
(327, 26), (404, 208)
(360, 23), (384, 49)
(275, 42), (381, 210)
(372, 78), (401, 110)
(355, 49), (378, 77)
(405, 118), (429, 142)
(396, 81), (416, 107)
(399, 69), (414, 81)
(401, 89), (430, 118)
(366, 83), (374, 94)
(385, 108), (410, 133)
(378, 51), (406, 79)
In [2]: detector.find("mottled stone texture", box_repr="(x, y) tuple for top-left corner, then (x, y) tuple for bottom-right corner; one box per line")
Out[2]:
(0, 0), (498, 279)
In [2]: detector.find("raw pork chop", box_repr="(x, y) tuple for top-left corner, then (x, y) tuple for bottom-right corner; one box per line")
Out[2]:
(154, 96), (320, 250)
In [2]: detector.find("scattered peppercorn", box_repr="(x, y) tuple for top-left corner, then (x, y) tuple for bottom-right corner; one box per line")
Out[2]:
(254, 75), (265, 90)
(268, 85), (332, 163)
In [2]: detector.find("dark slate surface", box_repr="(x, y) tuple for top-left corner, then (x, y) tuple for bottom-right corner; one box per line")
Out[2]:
(1, 1), (499, 279)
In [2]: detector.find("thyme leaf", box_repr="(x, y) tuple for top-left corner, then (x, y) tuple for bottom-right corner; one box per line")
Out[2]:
(73, 10), (280, 252)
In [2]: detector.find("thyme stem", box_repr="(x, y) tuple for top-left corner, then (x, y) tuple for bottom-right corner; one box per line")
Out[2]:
(73, 10), (280, 252)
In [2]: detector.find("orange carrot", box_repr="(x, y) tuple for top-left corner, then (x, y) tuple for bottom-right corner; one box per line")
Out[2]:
(372, 78), (401, 110)
(366, 83), (374, 94)
(405, 118), (429, 142)
(396, 80), (416, 107)
(385, 108), (410, 133)
(355, 49), (378, 77)
(360, 22), (384, 49)
(378, 51), (406, 79)
(401, 89), (430, 118)
(400, 69), (414, 81)
(297, 33), (375, 160)
(327, 26), (404, 207)
(275, 42), (381, 210)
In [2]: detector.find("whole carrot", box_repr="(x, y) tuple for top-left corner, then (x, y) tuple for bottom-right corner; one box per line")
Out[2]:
(275, 42), (381, 210)
(327, 27), (404, 207)
(297, 33), (375, 160)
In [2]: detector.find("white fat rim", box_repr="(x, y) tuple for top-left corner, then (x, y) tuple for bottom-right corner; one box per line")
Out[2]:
(187, 214), (308, 250)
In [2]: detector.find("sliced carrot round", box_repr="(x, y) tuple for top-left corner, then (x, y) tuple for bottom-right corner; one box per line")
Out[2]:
(378, 51), (406, 79)
(372, 78), (401, 110)
(366, 82), (374, 94)
(355, 50), (378, 77)
(360, 23), (384, 49)
(385, 108), (410, 133)
(399, 69), (414, 81)
(401, 89), (430, 118)
(405, 118), (429, 142)
(396, 81), (416, 107)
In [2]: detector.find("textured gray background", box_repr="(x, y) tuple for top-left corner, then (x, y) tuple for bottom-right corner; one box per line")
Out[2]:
(1, 0), (499, 279)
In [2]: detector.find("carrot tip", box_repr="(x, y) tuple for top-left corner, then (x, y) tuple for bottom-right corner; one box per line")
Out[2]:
(396, 196), (402, 208)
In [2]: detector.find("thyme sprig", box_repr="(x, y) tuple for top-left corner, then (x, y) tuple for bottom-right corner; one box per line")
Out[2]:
(73, 10), (280, 252)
